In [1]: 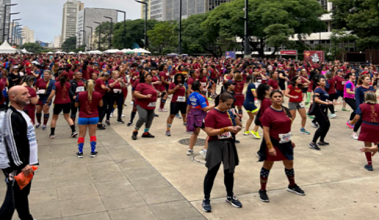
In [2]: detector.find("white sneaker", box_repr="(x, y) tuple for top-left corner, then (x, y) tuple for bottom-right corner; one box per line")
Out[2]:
(110, 113), (113, 118)
(328, 113), (337, 119)
(351, 133), (358, 140)
(130, 101), (134, 105)
(122, 114), (125, 118)
(199, 150), (207, 158)
(187, 149), (193, 156)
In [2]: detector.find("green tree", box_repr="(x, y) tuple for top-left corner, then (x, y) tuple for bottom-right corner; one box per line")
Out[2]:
(330, 28), (357, 62)
(94, 22), (113, 50)
(201, 0), (325, 56)
(147, 21), (178, 54)
(61, 37), (77, 52)
(21, 43), (44, 54)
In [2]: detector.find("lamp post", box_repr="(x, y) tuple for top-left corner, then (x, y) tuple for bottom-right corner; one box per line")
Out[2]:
(135, 0), (148, 49)
(86, 26), (93, 50)
(104, 16), (113, 49)
(11, 18), (21, 45)
(7, 12), (19, 42)
(178, 0), (182, 54)
(79, 29), (86, 49)
(12, 24), (22, 45)
(244, 0), (250, 57)
(116, 10), (126, 48)
(94, 21), (102, 50)
(3, 3), (17, 42)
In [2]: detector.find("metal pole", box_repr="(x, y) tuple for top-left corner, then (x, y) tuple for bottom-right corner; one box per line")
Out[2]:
(178, 0), (182, 54)
(86, 26), (93, 50)
(12, 25), (21, 45)
(2, 6), (7, 42)
(10, 19), (14, 44)
(116, 10), (126, 49)
(244, 0), (250, 57)
(94, 22), (101, 50)
(144, 5), (147, 49)
(104, 17), (113, 49)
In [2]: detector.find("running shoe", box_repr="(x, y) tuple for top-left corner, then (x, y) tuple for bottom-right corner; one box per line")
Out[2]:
(318, 141), (329, 146)
(251, 131), (261, 139)
(127, 122), (133, 127)
(226, 196), (242, 208)
(207, 97), (213, 101)
(166, 130), (171, 136)
(42, 125), (47, 130)
(211, 93), (217, 99)
(308, 115), (315, 119)
(243, 131), (250, 136)
(117, 120), (125, 124)
(200, 150), (207, 158)
(235, 140), (240, 143)
(132, 131), (138, 140)
(342, 108), (350, 112)
(351, 133), (358, 140)
(287, 184), (306, 196)
(122, 114), (125, 118)
(259, 190), (269, 203)
(154, 114), (159, 117)
(328, 113), (337, 119)
(110, 113), (113, 118)
(202, 199), (212, 212)
(311, 121), (318, 128)
(49, 134), (55, 139)
(364, 164), (373, 171)
(159, 108), (168, 112)
(130, 101), (134, 105)
(300, 128), (310, 135)
(183, 122), (187, 126)
(175, 114), (182, 119)
(187, 149), (193, 156)
(35, 123), (41, 129)
(142, 132), (155, 138)
(76, 152), (83, 158)
(90, 151), (98, 158)
(346, 120), (354, 129)
(105, 120), (110, 126)
(309, 142), (321, 151)
(97, 124), (106, 130)
(71, 132), (78, 138)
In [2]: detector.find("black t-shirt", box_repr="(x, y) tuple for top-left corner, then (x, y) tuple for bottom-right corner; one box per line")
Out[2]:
(9, 73), (21, 87)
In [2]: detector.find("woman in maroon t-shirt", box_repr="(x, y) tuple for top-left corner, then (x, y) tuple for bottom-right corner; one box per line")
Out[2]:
(132, 71), (158, 140)
(165, 74), (187, 136)
(202, 92), (242, 211)
(94, 72), (111, 129)
(75, 79), (103, 158)
(233, 72), (245, 117)
(267, 71), (279, 90)
(46, 71), (77, 139)
(258, 90), (305, 203)
(106, 70), (127, 124)
(21, 75), (39, 124)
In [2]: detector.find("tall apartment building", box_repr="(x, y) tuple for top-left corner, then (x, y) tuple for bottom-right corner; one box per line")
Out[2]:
(61, 0), (84, 45)
(0, 0), (11, 42)
(54, 35), (61, 48)
(142, 0), (232, 21)
(76, 8), (117, 48)
(22, 26), (34, 44)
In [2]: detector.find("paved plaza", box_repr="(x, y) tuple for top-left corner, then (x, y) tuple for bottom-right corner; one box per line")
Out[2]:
(1, 96), (379, 220)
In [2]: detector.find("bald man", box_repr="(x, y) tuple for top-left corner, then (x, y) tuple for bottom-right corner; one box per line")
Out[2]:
(0, 85), (38, 220)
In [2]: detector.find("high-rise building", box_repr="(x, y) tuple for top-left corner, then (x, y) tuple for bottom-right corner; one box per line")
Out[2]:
(142, 0), (232, 21)
(61, 0), (84, 45)
(9, 21), (22, 45)
(54, 35), (61, 48)
(22, 26), (34, 44)
(76, 8), (117, 48)
(0, 0), (11, 42)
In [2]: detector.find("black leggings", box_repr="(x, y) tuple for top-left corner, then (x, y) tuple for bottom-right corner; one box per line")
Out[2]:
(70, 100), (78, 118)
(345, 98), (357, 121)
(312, 105), (330, 143)
(203, 163), (234, 200)
(354, 116), (362, 132)
(327, 93), (336, 114)
(98, 94), (109, 123)
(107, 93), (123, 120)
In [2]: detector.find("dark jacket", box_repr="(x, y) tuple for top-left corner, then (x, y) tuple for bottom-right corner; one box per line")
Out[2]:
(69, 79), (87, 101)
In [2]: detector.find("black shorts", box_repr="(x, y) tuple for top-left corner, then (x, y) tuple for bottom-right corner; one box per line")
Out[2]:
(53, 103), (71, 115)
(170, 102), (187, 115)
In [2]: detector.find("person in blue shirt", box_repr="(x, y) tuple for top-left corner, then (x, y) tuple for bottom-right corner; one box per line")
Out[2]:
(351, 75), (376, 140)
(186, 81), (214, 157)
(242, 75), (260, 138)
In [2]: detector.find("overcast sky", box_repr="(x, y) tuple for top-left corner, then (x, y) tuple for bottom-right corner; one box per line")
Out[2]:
(13, 0), (141, 42)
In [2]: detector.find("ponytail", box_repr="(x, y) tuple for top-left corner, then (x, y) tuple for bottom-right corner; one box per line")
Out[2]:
(87, 79), (95, 101)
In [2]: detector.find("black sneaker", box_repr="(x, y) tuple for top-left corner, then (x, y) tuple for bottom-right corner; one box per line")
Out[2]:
(226, 196), (242, 208)
(318, 141), (329, 146)
(132, 131), (138, 140)
(35, 123), (41, 129)
(259, 190), (269, 203)
(309, 142), (321, 151)
(97, 124), (106, 130)
(76, 152), (83, 158)
(202, 199), (212, 212)
(235, 139), (240, 144)
(71, 131), (78, 138)
(117, 120), (125, 124)
(90, 151), (98, 158)
(105, 120), (110, 126)
(154, 114), (159, 117)
(311, 121), (319, 128)
(142, 132), (155, 138)
(127, 121), (133, 127)
(364, 164), (373, 171)
(287, 184), (305, 196)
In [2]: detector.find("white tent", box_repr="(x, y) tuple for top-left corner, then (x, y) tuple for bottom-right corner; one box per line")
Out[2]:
(0, 41), (17, 54)
(121, 48), (134, 53)
(78, 51), (86, 54)
(21, 48), (31, 54)
(88, 50), (103, 55)
(55, 51), (66, 54)
(46, 51), (54, 55)
(68, 51), (76, 54)
(133, 48), (151, 54)
(104, 49), (121, 54)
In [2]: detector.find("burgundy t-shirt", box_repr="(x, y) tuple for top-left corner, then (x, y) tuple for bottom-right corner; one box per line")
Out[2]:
(234, 81), (245, 95)
(25, 86), (37, 108)
(77, 91), (102, 118)
(327, 77), (337, 94)
(95, 79), (107, 97)
(169, 82), (186, 103)
(159, 71), (169, 91)
(135, 83), (158, 110)
(82, 66), (94, 80)
(287, 85), (303, 102)
(268, 79), (279, 90)
(261, 107), (292, 141)
(109, 79), (123, 93)
(53, 82), (71, 104)
(204, 109), (234, 141)
(260, 98), (272, 117)
(74, 80), (85, 95)
(335, 75), (345, 91)
(35, 79), (51, 94)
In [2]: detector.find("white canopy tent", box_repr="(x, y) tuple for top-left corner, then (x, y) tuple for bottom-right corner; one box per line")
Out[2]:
(133, 48), (151, 54)
(46, 52), (54, 55)
(21, 48), (31, 54)
(55, 51), (66, 54)
(88, 50), (103, 55)
(78, 51), (86, 54)
(121, 48), (134, 54)
(0, 41), (17, 54)
(104, 49), (121, 54)
(68, 51), (76, 54)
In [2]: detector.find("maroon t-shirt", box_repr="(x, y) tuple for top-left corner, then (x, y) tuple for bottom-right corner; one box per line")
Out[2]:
(260, 98), (272, 118)
(53, 82), (71, 104)
(327, 77), (337, 94)
(82, 66), (94, 80)
(260, 107), (292, 141)
(159, 71), (169, 91)
(35, 79), (50, 92)
(335, 75), (345, 91)
(109, 79), (123, 93)
(25, 86), (37, 108)
(77, 91), (102, 118)
(268, 79), (279, 90)
(74, 80), (85, 95)
(287, 85), (303, 102)
(95, 78), (107, 97)
(204, 109), (234, 141)
(169, 82), (186, 103)
(152, 75), (159, 90)
(234, 81), (245, 95)
(132, 79), (140, 90)
(135, 83), (158, 110)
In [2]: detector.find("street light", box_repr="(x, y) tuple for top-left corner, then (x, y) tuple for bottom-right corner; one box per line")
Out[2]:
(104, 16), (113, 49)
(11, 18), (21, 45)
(116, 10), (126, 49)
(8, 12), (20, 42)
(135, 0), (148, 49)
(79, 29), (86, 49)
(86, 26), (93, 50)
(94, 21), (102, 50)
(244, 0), (251, 57)
(12, 24), (22, 45)
(3, 3), (17, 42)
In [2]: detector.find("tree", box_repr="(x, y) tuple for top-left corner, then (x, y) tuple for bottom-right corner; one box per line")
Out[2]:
(21, 43), (44, 54)
(147, 21), (178, 54)
(201, 0), (325, 56)
(330, 28), (357, 62)
(62, 37), (77, 52)
(94, 22), (112, 50)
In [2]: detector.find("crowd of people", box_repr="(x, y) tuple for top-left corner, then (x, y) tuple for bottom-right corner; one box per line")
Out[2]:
(0, 53), (379, 216)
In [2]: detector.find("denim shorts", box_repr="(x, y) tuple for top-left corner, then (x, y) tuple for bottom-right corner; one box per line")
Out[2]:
(78, 117), (99, 125)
